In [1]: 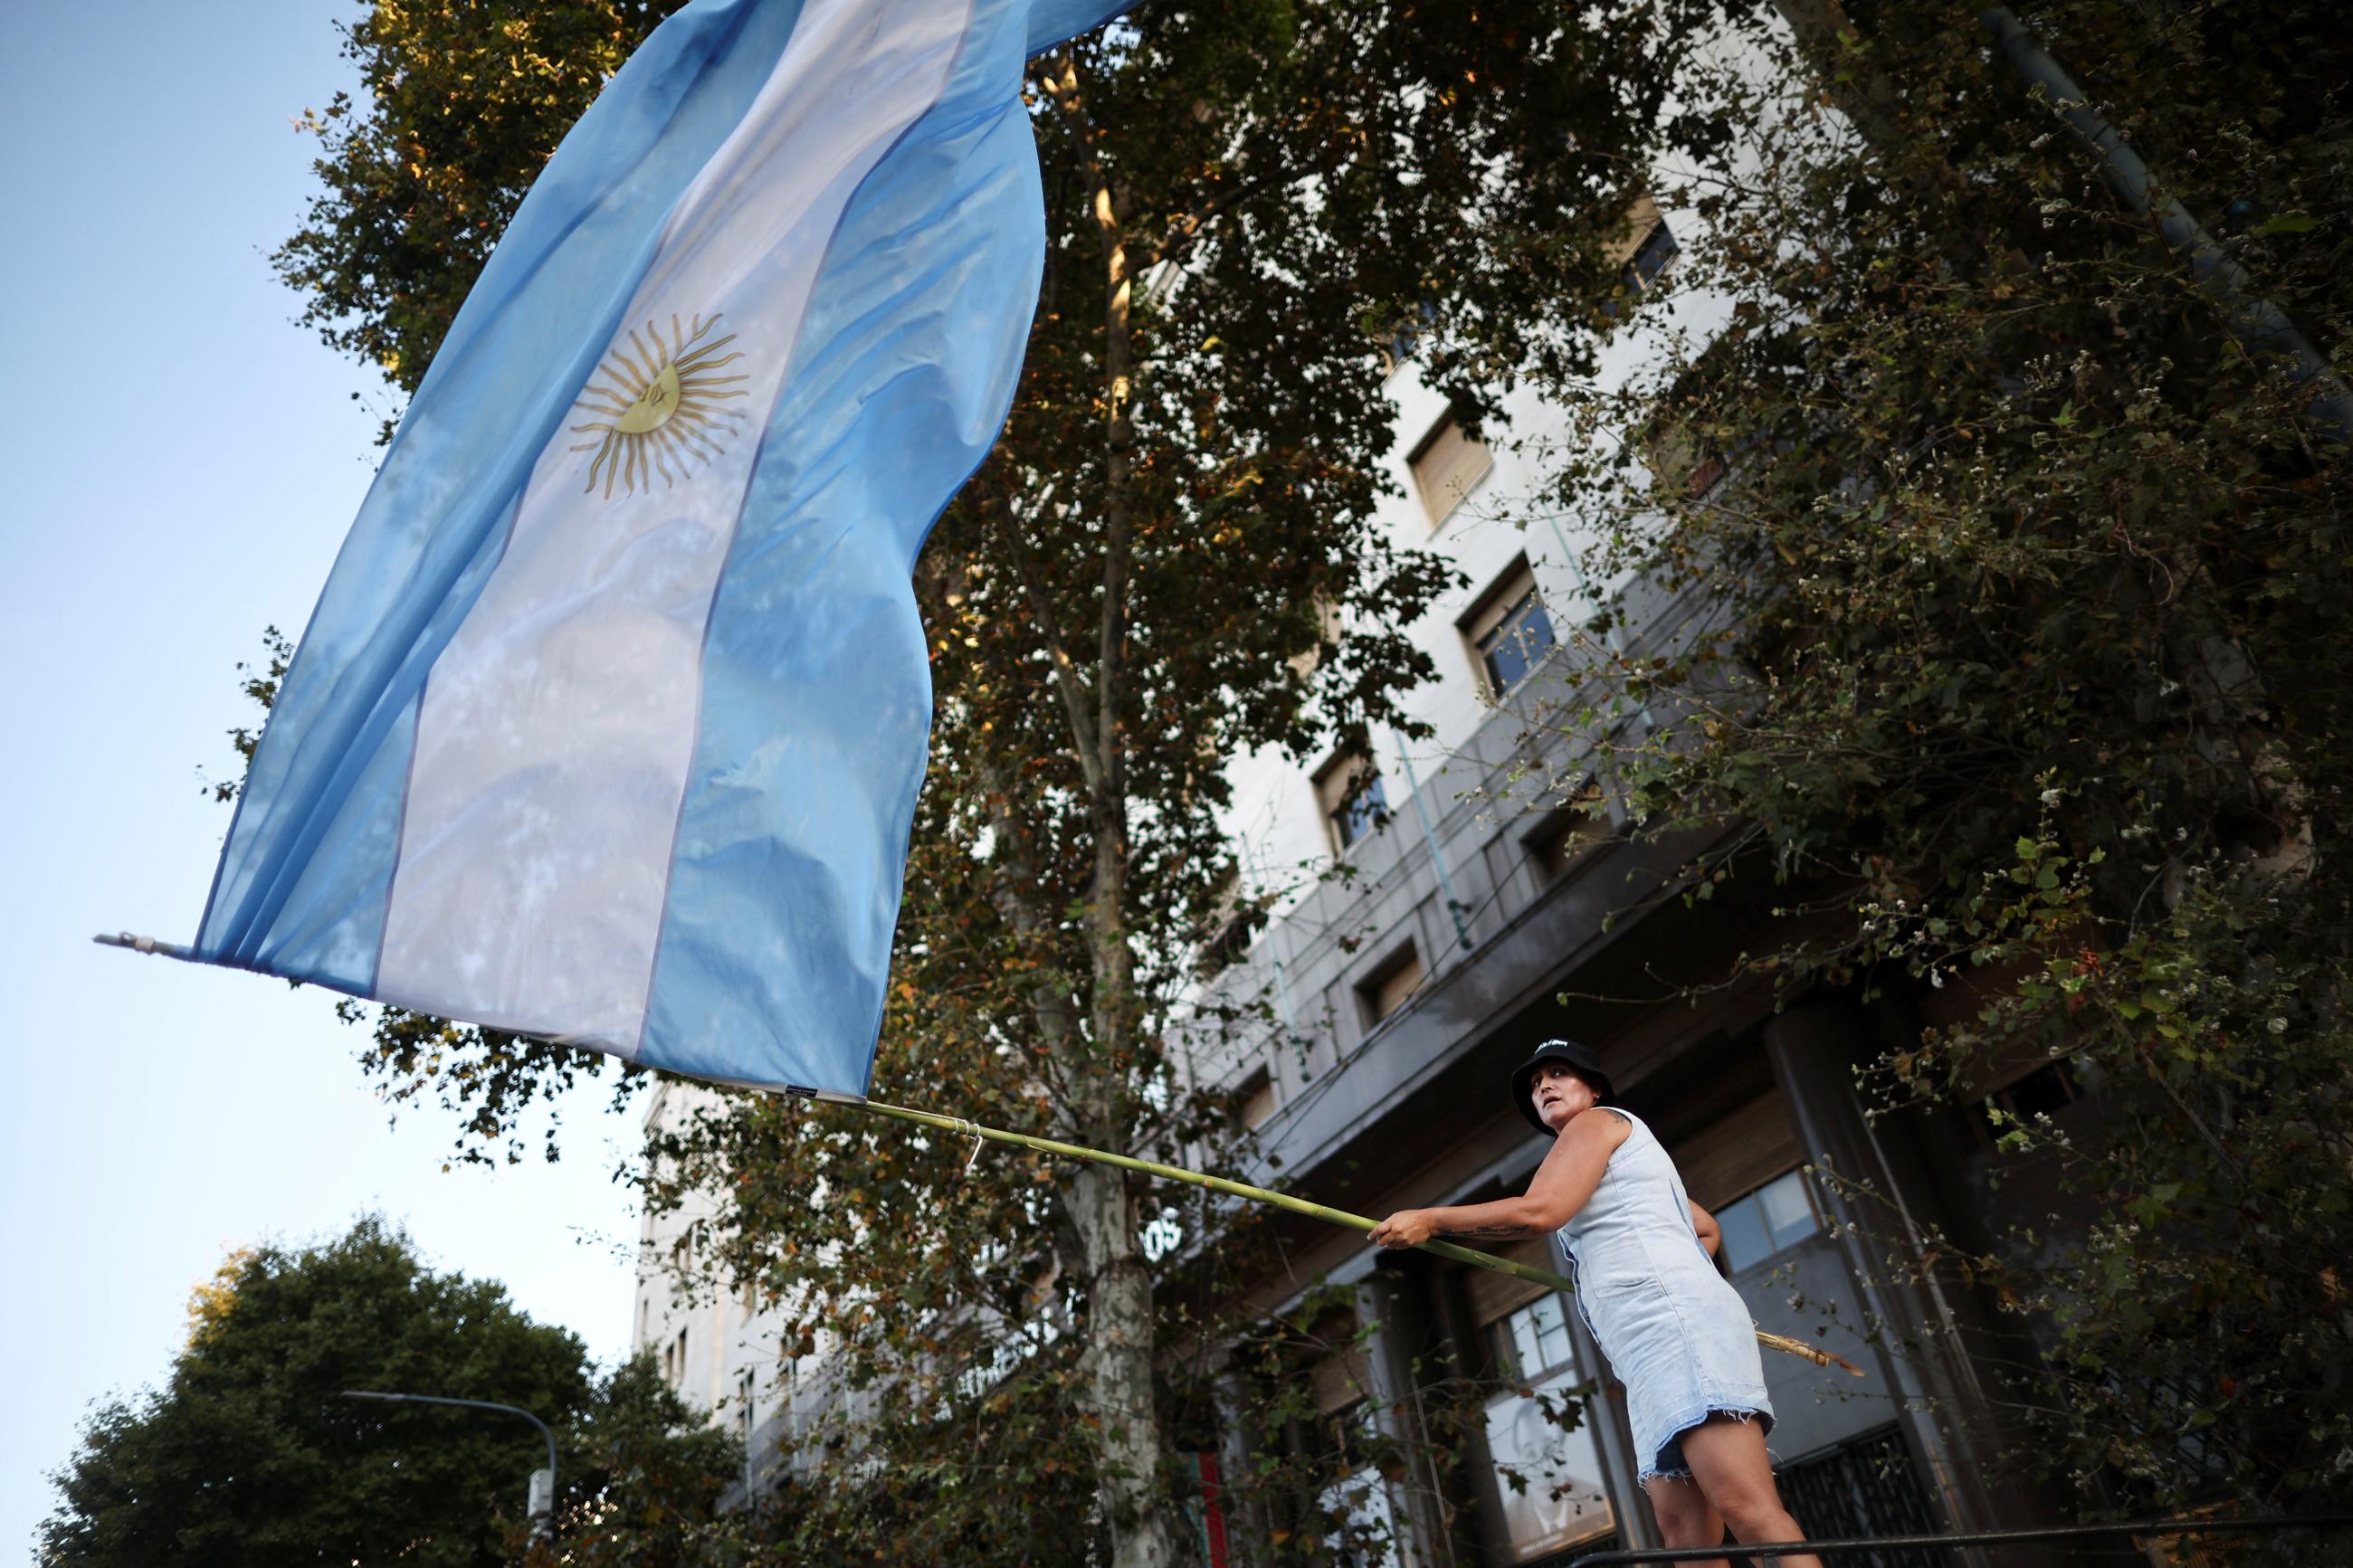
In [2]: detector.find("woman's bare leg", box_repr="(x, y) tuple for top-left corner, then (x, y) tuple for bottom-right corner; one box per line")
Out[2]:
(1643, 1473), (1727, 1568)
(1677, 1414), (1821, 1568)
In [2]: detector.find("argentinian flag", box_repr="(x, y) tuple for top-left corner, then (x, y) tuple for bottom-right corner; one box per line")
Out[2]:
(195, 0), (1123, 1093)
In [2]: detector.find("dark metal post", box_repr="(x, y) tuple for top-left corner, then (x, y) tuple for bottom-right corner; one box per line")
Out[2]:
(1762, 1004), (2030, 1565)
(340, 1391), (558, 1541)
(1361, 1263), (1456, 1565)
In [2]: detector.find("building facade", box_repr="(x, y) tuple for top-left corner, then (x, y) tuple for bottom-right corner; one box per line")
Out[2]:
(1149, 185), (2087, 1560)
(632, 1077), (851, 1506)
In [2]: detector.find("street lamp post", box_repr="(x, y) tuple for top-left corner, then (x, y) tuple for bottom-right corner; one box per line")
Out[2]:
(340, 1390), (559, 1542)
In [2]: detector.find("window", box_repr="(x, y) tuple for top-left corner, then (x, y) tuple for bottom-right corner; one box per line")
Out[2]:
(1682, 451), (1729, 500)
(1643, 420), (1730, 500)
(1600, 192), (1679, 318)
(1311, 1384), (1405, 1568)
(1462, 561), (1557, 698)
(1236, 1068), (1278, 1130)
(1529, 779), (1610, 883)
(738, 1371), (758, 1489)
(1712, 1168), (1824, 1273)
(1968, 1058), (2084, 1148)
(1667, 1089), (1822, 1270)
(1477, 592), (1557, 695)
(1197, 873), (1265, 980)
(1408, 412), (1493, 527)
(1485, 1293), (1577, 1383)
(1287, 595), (1343, 679)
(1991, 1058), (2082, 1120)
(1462, 1235), (1557, 1327)
(1670, 1088), (1805, 1211)
(1377, 299), (1437, 375)
(1199, 909), (1257, 979)
(1316, 751), (1389, 853)
(666, 1327), (690, 1388)
(739, 1278), (759, 1325)
(1643, 341), (1769, 504)
(1357, 944), (1424, 1028)
(1312, 1352), (1377, 1446)
(1624, 218), (1680, 291)
(1468, 1247), (1615, 1558)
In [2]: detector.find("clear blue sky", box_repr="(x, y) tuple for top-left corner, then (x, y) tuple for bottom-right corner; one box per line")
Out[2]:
(0, 3), (646, 1551)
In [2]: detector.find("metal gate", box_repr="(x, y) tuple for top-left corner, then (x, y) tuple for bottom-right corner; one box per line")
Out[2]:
(1772, 1424), (1943, 1568)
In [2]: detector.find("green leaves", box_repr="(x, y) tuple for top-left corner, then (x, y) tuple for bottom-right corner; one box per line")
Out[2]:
(274, 1), (677, 428)
(1500, 0), (2353, 1524)
(38, 1220), (738, 1568)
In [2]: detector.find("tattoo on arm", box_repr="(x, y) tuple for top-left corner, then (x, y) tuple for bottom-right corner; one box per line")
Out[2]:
(1439, 1223), (1538, 1240)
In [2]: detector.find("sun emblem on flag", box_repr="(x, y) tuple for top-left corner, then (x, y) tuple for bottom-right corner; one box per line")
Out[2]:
(569, 314), (749, 498)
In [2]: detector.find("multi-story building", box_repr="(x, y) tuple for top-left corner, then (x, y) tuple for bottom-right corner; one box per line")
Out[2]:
(632, 1077), (843, 1505)
(633, 164), (2085, 1562)
(1174, 201), (2091, 1563)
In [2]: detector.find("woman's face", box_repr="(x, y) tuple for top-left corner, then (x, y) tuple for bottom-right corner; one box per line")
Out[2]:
(1531, 1061), (1598, 1132)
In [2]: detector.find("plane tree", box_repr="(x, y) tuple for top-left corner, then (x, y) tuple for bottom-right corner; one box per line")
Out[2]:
(263, 1), (1758, 1560)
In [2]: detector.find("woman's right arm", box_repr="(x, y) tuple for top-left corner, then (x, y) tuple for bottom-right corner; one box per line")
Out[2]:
(1369, 1111), (1627, 1248)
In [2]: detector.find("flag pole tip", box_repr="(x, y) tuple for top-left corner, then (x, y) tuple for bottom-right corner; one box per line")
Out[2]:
(92, 930), (195, 961)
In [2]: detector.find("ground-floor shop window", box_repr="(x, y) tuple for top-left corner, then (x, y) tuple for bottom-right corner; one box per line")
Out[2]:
(1480, 1293), (1615, 1560)
(1714, 1166), (1824, 1274)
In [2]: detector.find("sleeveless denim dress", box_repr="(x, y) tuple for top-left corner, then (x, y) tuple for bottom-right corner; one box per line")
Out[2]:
(1558, 1107), (1774, 1482)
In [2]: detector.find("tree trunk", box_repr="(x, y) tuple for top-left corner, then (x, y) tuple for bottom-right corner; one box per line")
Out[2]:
(1067, 1156), (1179, 1565)
(1044, 52), (1184, 1568)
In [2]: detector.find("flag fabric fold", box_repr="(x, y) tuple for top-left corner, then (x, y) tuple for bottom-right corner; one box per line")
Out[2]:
(198, 0), (1125, 1095)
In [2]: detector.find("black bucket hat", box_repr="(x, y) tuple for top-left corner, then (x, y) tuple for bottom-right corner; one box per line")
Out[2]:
(1510, 1038), (1614, 1134)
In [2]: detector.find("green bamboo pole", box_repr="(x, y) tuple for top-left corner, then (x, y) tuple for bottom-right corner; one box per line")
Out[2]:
(88, 931), (1854, 1373)
(824, 1094), (1859, 1374)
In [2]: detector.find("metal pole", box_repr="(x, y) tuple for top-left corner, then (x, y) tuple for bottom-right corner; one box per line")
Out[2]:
(340, 1391), (558, 1540)
(1980, 5), (2353, 444)
(1567, 1509), (2353, 1563)
(92, 933), (1851, 1364)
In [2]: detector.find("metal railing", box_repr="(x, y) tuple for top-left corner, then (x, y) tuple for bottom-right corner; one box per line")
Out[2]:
(1567, 1511), (2353, 1564)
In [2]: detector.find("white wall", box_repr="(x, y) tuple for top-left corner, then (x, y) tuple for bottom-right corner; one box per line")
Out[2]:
(1198, 149), (1761, 1118)
(633, 1079), (820, 1474)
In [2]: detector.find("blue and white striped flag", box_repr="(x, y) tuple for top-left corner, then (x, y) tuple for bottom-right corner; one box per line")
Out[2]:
(196, 0), (1123, 1095)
